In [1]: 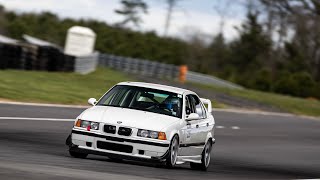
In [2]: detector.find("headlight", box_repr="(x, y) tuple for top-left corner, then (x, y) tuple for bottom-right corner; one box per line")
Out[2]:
(139, 129), (149, 137)
(90, 122), (99, 130)
(75, 119), (99, 130)
(150, 131), (158, 139)
(137, 129), (166, 140)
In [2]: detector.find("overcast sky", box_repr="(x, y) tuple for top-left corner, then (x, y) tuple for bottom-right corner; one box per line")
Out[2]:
(0, 0), (247, 40)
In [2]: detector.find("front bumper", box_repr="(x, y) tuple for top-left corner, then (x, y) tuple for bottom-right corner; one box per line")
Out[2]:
(68, 129), (170, 162)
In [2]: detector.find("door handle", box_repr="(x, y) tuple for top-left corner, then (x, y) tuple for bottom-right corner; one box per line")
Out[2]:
(196, 125), (199, 128)
(207, 123), (209, 127)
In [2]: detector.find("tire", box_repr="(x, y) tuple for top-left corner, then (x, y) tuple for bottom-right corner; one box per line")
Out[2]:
(69, 149), (88, 159)
(190, 161), (201, 170)
(108, 157), (123, 162)
(190, 140), (212, 171)
(65, 134), (72, 146)
(166, 135), (179, 168)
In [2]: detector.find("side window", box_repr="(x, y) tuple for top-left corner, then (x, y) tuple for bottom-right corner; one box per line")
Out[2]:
(185, 96), (192, 115)
(186, 94), (197, 114)
(191, 95), (205, 119)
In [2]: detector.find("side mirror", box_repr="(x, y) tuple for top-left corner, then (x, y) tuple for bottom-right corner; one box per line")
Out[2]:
(88, 98), (97, 106)
(186, 113), (200, 121)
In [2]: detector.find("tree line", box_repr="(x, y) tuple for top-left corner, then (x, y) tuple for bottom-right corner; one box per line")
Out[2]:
(0, 0), (319, 99)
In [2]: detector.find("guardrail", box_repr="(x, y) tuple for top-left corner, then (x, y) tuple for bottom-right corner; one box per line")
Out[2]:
(0, 41), (242, 89)
(99, 54), (179, 79)
(0, 34), (242, 90)
(98, 53), (243, 89)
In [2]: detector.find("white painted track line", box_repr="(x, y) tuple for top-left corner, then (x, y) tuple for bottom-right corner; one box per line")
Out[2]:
(0, 117), (74, 121)
(0, 101), (89, 108)
(216, 126), (225, 129)
(0, 117), (241, 130)
(1, 101), (319, 120)
(214, 108), (320, 120)
(214, 108), (294, 117)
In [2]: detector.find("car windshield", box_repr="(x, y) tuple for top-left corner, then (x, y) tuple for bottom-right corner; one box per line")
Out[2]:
(96, 85), (183, 118)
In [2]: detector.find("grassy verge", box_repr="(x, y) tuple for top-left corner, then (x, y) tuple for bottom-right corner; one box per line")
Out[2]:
(0, 68), (133, 104)
(192, 82), (320, 117)
(0, 68), (319, 117)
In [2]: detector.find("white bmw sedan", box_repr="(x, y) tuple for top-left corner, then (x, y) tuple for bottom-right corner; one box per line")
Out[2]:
(66, 82), (215, 170)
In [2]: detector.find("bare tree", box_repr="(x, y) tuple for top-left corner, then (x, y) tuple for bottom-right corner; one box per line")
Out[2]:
(163, 0), (181, 36)
(115, 0), (148, 28)
(212, 0), (236, 35)
(259, 0), (320, 80)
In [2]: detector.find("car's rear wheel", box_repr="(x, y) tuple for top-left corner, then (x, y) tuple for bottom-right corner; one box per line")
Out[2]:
(69, 149), (88, 159)
(166, 135), (179, 168)
(190, 140), (212, 171)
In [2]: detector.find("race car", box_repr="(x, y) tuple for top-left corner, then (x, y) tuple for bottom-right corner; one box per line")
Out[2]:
(66, 82), (215, 170)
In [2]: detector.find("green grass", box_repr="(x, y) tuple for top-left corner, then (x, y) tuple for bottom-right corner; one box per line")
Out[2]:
(0, 68), (133, 104)
(192, 82), (320, 117)
(211, 100), (228, 109)
(0, 68), (319, 117)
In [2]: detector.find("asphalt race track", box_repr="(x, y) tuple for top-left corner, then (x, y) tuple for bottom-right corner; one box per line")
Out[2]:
(0, 103), (319, 179)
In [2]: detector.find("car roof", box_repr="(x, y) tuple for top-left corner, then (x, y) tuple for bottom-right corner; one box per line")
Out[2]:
(117, 82), (195, 95)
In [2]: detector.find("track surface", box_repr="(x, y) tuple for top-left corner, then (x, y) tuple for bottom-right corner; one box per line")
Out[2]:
(0, 103), (319, 179)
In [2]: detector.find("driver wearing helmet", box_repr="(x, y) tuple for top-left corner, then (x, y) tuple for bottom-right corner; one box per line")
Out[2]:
(163, 96), (180, 116)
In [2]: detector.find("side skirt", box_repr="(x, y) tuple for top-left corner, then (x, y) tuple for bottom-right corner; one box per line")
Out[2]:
(176, 139), (216, 165)
(176, 155), (202, 164)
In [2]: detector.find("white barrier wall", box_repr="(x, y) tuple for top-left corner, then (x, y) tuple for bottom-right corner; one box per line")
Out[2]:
(75, 53), (99, 74)
(64, 26), (96, 57)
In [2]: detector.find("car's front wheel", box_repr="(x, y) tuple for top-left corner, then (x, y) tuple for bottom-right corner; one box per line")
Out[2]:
(107, 156), (123, 162)
(190, 140), (212, 171)
(166, 135), (179, 168)
(69, 149), (88, 159)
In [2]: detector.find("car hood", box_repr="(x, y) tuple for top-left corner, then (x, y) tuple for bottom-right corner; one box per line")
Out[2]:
(79, 106), (180, 131)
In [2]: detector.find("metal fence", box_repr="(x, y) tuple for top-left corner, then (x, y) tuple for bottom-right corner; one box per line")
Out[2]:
(98, 53), (243, 89)
(99, 54), (179, 79)
(1, 34), (241, 90)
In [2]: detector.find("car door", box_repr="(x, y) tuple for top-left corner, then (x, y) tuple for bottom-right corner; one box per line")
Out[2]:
(190, 94), (211, 145)
(179, 94), (203, 156)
